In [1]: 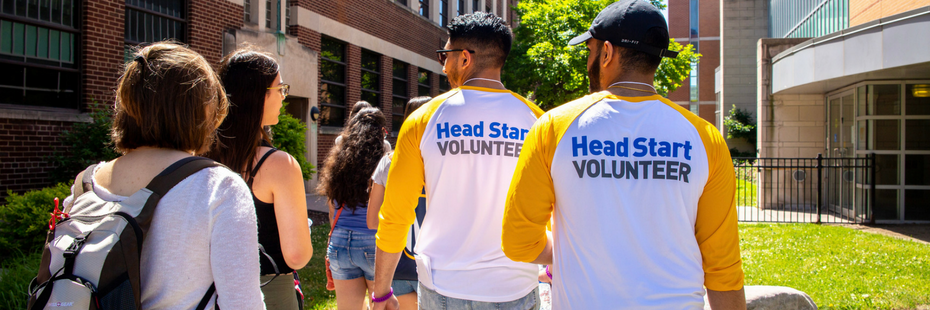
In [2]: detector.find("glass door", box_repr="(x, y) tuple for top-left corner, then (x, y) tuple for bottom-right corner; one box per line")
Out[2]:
(827, 91), (857, 218)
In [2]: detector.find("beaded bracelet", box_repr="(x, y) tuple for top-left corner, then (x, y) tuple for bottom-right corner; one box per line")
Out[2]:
(545, 265), (553, 279)
(372, 288), (394, 303)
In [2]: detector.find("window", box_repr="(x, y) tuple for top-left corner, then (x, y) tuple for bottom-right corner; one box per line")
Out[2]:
(397, 0), (407, 6)
(439, 0), (448, 26)
(457, 0), (464, 16)
(0, 0), (80, 109)
(320, 37), (347, 127)
(360, 50), (381, 108)
(419, 0), (429, 18)
(285, 0), (291, 30)
(392, 60), (409, 131)
(486, 5), (490, 12)
(417, 68), (431, 96)
(244, 0), (252, 23)
(472, 0), (479, 13)
(125, 0), (186, 49)
(439, 75), (450, 93)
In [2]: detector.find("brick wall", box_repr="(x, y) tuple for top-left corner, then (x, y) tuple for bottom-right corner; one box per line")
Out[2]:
(189, 0), (245, 66)
(294, 0), (448, 61)
(82, 0), (125, 109)
(0, 119), (74, 195)
(850, 0), (930, 26)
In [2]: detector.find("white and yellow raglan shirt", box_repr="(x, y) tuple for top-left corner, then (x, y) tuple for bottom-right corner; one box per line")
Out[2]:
(377, 86), (545, 302)
(502, 92), (744, 310)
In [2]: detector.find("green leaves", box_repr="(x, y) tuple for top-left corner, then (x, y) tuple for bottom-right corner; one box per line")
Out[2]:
(724, 104), (757, 143)
(271, 102), (316, 180)
(502, 0), (699, 109)
(50, 106), (119, 184)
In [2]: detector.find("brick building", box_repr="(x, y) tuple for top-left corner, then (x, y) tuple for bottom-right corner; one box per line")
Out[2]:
(0, 0), (515, 196)
(667, 0), (720, 128)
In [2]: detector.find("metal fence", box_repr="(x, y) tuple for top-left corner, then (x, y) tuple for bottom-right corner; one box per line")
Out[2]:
(734, 154), (875, 224)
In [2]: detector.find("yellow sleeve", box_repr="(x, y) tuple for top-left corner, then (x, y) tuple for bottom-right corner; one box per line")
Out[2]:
(501, 113), (556, 262)
(502, 93), (606, 262)
(660, 98), (744, 291)
(376, 93), (450, 253)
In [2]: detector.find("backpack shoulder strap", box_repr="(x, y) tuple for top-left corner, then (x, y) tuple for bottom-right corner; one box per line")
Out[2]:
(196, 283), (217, 310)
(63, 164), (97, 213)
(136, 157), (225, 234)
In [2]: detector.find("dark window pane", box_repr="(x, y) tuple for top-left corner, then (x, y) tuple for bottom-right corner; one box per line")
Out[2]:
(321, 38), (345, 62)
(25, 66), (57, 89)
(12, 22), (23, 55)
(392, 97), (406, 110)
(361, 50), (379, 72)
(24, 24), (35, 57)
(870, 84), (900, 115)
(2, 0), (13, 14)
(361, 71), (379, 91)
(392, 114), (404, 132)
(16, 0), (26, 16)
(870, 120), (899, 150)
(321, 61), (345, 83)
(418, 85), (430, 97)
(28, 0), (38, 19)
(874, 189), (898, 220)
(0, 63), (24, 86)
(0, 87), (24, 104)
(906, 120), (930, 150)
(361, 91), (379, 106)
(905, 190), (930, 221)
(906, 84), (930, 115)
(36, 27), (47, 58)
(60, 31), (69, 62)
(40, 0), (49, 21)
(1, 20), (12, 53)
(875, 154), (898, 185)
(62, 0), (71, 27)
(439, 75), (450, 91)
(320, 83), (345, 106)
(417, 69), (429, 84)
(905, 155), (930, 186)
(392, 60), (407, 79)
(320, 105), (346, 127)
(393, 80), (407, 97)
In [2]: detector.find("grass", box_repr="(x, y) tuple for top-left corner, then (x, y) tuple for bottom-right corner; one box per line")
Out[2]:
(740, 223), (930, 309)
(0, 250), (42, 310)
(297, 223), (337, 310)
(736, 177), (758, 207)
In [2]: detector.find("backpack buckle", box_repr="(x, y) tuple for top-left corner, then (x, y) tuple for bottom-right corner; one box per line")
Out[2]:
(63, 234), (89, 258)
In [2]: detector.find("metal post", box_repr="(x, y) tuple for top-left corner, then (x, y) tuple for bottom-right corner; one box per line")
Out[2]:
(816, 153), (823, 224)
(870, 152), (877, 225)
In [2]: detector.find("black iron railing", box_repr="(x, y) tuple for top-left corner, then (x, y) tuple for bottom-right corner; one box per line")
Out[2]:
(733, 154), (875, 224)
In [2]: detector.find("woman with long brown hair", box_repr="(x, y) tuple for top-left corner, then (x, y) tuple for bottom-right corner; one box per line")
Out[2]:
(205, 47), (312, 309)
(317, 107), (387, 310)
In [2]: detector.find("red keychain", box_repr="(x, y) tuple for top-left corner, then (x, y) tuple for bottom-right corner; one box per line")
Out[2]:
(48, 197), (69, 230)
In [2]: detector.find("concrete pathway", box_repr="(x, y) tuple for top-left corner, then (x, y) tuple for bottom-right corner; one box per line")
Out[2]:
(306, 194), (328, 213)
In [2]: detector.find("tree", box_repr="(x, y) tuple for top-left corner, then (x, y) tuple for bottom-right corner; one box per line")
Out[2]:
(502, 0), (699, 110)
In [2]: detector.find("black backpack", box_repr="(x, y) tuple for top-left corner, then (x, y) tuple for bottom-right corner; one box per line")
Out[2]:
(28, 157), (224, 310)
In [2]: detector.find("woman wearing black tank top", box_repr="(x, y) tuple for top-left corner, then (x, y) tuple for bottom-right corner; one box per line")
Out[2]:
(205, 47), (313, 310)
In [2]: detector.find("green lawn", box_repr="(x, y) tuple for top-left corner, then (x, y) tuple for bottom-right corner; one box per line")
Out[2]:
(736, 177), (758, 207)
(296, 223), (337, 310)
(740, 223), (930, 309)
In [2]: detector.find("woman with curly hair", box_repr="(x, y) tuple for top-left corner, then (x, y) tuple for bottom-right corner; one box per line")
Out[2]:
(317, 107), (387, 310)
(204, 47), (312, 309)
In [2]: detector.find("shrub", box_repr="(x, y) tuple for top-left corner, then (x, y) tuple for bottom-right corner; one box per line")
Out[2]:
(271, 102), (315, 180)
(50, 108), (119, 184)
(0, 183), (72, 260)
(723, 105), (757, 144)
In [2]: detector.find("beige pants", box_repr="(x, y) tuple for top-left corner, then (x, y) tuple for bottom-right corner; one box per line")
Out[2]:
(260, 274), (300, 310)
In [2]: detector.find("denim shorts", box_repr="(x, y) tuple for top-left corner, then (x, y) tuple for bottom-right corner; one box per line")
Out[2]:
(393, 279), (418, 296)
(327, 227), (376, 281)
(419, 283), (539, 310)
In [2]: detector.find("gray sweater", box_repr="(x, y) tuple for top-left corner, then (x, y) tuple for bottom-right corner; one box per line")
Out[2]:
(65, 165), (266, 309)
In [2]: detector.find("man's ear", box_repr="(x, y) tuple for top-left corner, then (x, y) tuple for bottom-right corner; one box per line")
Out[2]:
(603, 41), (614, 68)
(462, 50), (471, 69)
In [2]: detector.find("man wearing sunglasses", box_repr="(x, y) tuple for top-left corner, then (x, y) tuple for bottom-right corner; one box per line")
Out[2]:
(372, 11), (544, 310)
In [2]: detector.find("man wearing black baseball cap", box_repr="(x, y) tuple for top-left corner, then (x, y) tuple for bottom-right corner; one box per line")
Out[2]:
(502, 0), (747, 309)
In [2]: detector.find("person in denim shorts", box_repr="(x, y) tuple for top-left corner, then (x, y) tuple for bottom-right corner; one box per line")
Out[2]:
(317, 107), (389, 309)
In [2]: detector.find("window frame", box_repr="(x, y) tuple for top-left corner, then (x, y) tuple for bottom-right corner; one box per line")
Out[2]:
(320, 37), (348, 128)
(419, 0), (429, 18)
(360, 49), (382, 109)
(0, 0), (82, 110)
(417, 68), (431, 97)
(124, 0), (187, 46)
(439, 0), (448, 26)
(392, 60), (409, 133)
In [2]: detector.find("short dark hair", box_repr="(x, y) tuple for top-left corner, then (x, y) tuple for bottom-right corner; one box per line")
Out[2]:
(616, 27), (667, 74)
(113, 42), (228, 155)
(447, 12), (512, 69)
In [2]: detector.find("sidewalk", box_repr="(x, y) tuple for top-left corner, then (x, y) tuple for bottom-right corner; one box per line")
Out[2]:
(306, 194), (328, 213)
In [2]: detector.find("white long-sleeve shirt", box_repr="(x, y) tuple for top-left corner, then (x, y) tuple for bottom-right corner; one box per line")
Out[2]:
(65, 164), (265, 309)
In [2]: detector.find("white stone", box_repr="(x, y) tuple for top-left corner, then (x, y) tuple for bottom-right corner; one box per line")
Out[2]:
(703, 286), (818, 310)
